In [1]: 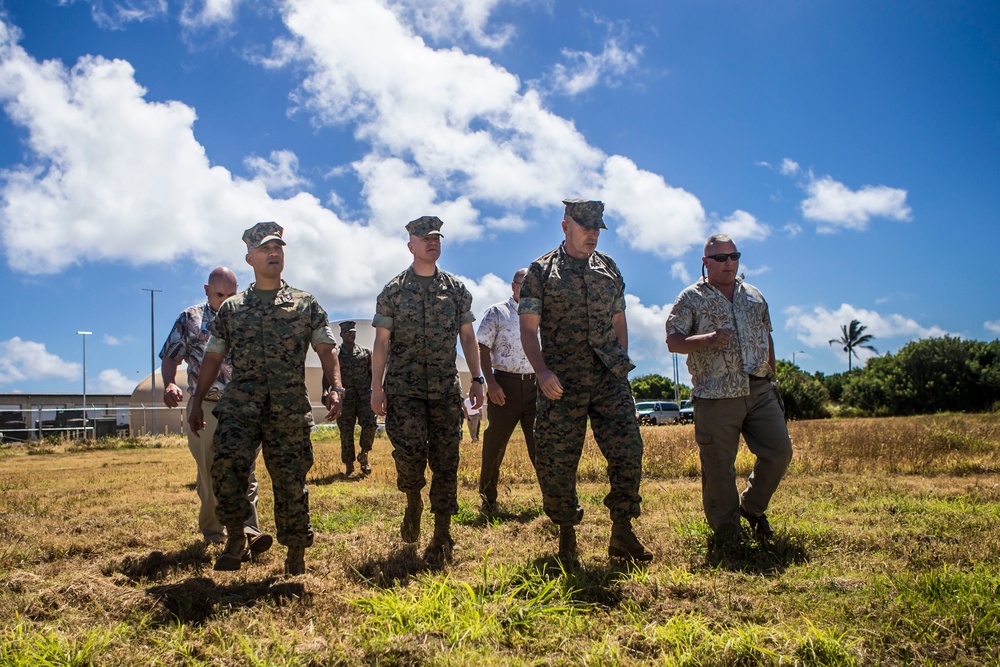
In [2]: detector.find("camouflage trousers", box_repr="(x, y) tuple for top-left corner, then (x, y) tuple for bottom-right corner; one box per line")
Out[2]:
(385, 394), (463, 516)
(534, 369), (643, 525)
(338, 392), (377, 464)
(211, 412), (315, 548)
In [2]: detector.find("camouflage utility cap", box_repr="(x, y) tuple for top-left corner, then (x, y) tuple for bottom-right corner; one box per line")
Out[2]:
(339, 320), (357, 333)
(563, 199), (606, 230)
(406, 216), (444, 237)
(243, 221), (286, 249)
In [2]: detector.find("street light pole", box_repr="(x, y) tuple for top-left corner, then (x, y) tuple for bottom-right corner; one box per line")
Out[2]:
(142, 288), (162, 435)
(793, 350), (806, 366)
(76, 331), (92, 436)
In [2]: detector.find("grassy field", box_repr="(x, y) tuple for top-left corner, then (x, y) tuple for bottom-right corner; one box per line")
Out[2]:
(1, 413), (999, 666)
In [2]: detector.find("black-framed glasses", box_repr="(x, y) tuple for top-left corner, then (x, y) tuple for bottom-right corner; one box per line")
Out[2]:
(705, 252), (741, 263)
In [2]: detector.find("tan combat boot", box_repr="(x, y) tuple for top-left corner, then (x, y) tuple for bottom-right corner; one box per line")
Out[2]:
(424, 514), (454, 568)
(401, 491), (423, 543)
(214, 526), (249, 571)
(284, 546), (306, 575)
(608, 520), (653, 562)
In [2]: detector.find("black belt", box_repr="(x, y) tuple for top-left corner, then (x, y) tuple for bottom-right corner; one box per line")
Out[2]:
(494, 370), (535, 381)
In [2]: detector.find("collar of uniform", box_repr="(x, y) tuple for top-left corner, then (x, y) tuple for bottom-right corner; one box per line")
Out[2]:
(401, 265), (445, 291)
(245, 279), (294, 306)
(557, 241), (602, 269)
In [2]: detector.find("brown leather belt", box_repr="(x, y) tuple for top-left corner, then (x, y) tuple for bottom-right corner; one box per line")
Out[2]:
(494, 370), (536, 381)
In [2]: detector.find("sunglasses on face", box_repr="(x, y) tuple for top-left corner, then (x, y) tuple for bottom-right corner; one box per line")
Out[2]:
(705, 252), (741, 263)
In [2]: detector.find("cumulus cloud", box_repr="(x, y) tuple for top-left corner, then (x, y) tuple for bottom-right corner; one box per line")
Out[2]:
(0, 18), (411, 313)
(549, 20), (643, 96)
(278, 0), (713, 256)
(985, 320), (1000, 336)
(0, 337), (80, 385)
(801, 174), (912, 232)
(180, 0), (243, 29)
(93, 368), (138, 393)
(601, 156), (706, 257)
(714, 209), (769, 243)
(784, 303), (951, 361)
(244, 150), (311, 194)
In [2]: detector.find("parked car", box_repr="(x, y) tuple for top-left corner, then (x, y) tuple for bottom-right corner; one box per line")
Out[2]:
(635, 401), (680, 425)
(678, 400), (694, 424)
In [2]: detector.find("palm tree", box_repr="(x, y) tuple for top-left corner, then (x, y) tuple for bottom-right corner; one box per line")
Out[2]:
(829, 319), (878, 371)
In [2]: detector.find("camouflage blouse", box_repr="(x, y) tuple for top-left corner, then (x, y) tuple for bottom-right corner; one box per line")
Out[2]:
(373, 267), (475, 400)
(665, 278), (773, 399)
(206, 281), (336, 422)
(518, 243), (635, 382)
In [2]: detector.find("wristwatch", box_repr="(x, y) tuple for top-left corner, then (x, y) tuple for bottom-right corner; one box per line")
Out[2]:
(471, 376), (486, 385)
(328, 387), (346, 395)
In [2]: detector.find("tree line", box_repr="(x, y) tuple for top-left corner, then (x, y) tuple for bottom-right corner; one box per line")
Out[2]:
(633, 336), (1000, 420)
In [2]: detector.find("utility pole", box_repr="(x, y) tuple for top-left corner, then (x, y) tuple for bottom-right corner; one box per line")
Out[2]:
(76, 331), (92, 437)
(142, 288), (162, 435)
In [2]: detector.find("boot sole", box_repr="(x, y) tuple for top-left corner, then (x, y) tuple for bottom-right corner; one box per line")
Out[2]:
(213, 552), (248, 571)
(608, 546), (653, 562)
(247, 534), (273, 554)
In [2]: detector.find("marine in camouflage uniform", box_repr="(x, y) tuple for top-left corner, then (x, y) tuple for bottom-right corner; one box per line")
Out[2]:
(666, 234), (792, 542)
(370, 215), (485, 566)
(518, 199), (652, 562)
(322, 320), (377, 475)
(189, 221), (343, 575)
(158, 267), (269, 551)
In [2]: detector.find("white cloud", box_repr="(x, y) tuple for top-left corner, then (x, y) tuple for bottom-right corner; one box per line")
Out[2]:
(456, 271), (510, 320)
(670, 261), (690, 284)
(742, 264), (771, 277)
(244, 149), (311, 194)
(713, 209), (769, 243)
(279, 0), (713, 256)
(386, 0), (521, 49)
(985, 320), (1000, 336)
(69, 0), (168, 30)
(0, 19), (412, 313)
(779, 158), (799, 176)
(624, 294), (692, 386)
(801, 174), (912, 232)
(783, 223), (803, 237)
(0, 337), (80, 385)
(180, 0), (243, 29)
(93, 368), (138, 394)
(601, 156), (706, 258)
(103, 334), (134, 346)
(783, 304), (951, 359)
(549, 23), (643, 96)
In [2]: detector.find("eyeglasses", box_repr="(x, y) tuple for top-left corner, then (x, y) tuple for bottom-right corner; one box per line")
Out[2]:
(705, 252), (741, 263)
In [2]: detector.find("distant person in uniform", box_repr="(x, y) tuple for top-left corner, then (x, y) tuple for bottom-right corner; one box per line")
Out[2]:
(322, 320), (377, 476)
(476, 267), (537, 512)
(666, 233), (792, 542)
(160, 267), (272, 554)
(371, 215), (485, 567)
(188, 222), (343, 575)
(519, 199), (652, 562)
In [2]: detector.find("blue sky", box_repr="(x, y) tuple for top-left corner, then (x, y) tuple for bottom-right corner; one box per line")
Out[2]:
(0, 0), (997, 396)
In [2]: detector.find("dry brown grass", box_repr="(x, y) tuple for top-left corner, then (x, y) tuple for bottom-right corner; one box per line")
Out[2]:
(1, 414), (999, 665)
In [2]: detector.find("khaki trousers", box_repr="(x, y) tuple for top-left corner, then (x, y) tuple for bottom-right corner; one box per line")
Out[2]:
(693, 377), (792, 537)
(184, 396), (260, 542)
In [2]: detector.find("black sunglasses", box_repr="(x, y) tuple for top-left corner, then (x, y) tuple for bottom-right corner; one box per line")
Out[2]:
(705, 252), (741, 263)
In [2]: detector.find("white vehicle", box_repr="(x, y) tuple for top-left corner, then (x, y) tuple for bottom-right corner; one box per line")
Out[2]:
(678, 400), (694, 424)
(634, 401), (680, 425)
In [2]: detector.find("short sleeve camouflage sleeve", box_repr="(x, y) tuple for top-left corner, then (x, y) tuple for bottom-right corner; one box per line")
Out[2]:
(373, 282), (396, 330)
(517, 262), (544, 317)
(458, 283), (475, 325)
